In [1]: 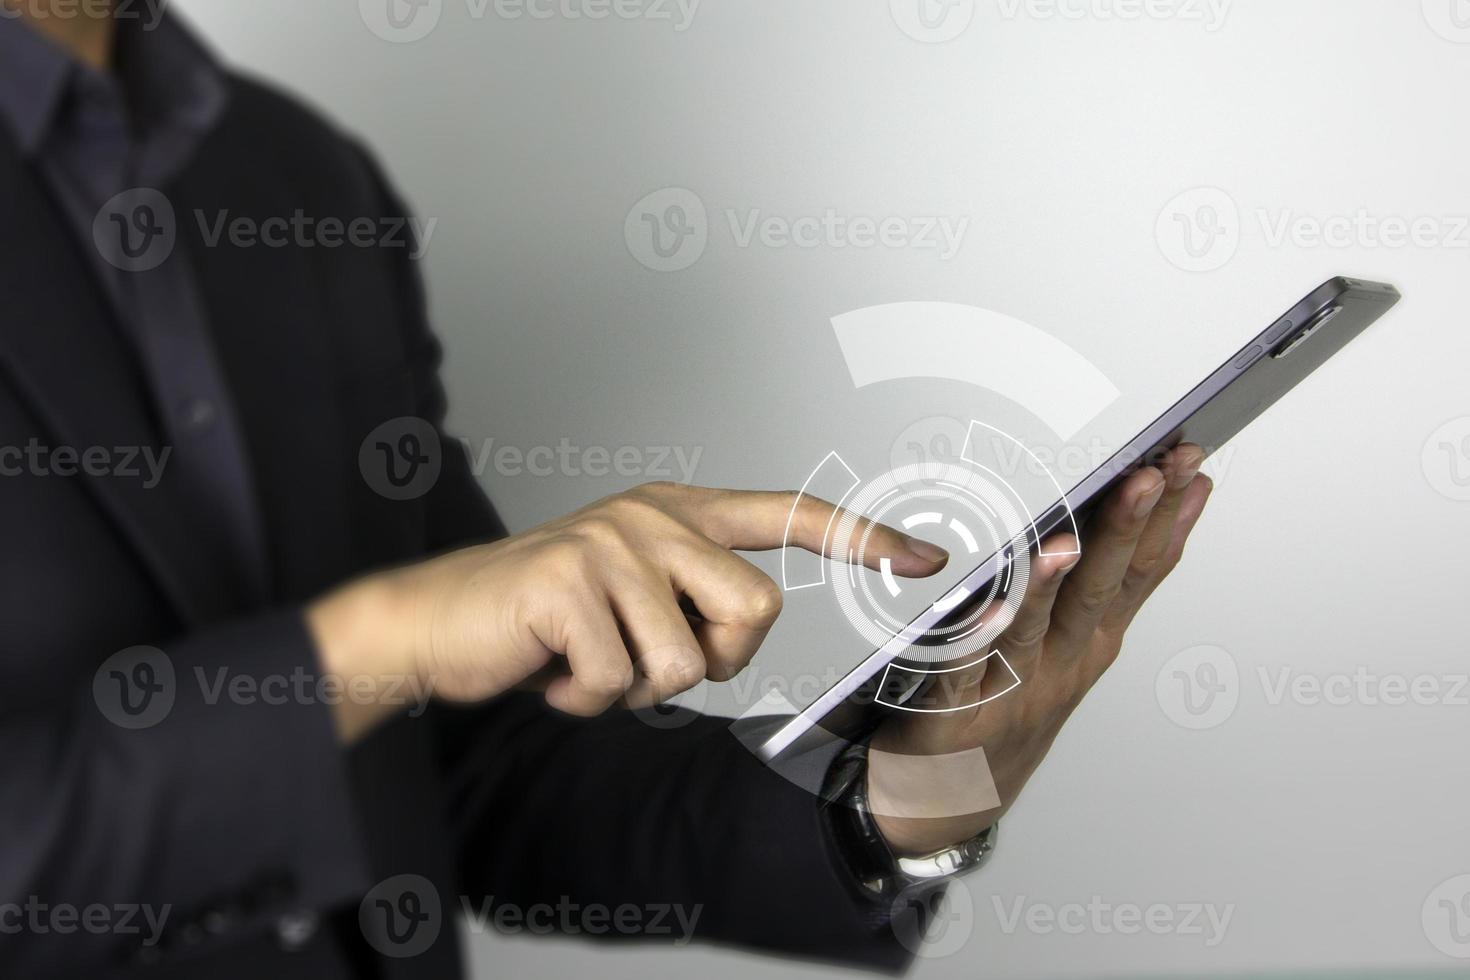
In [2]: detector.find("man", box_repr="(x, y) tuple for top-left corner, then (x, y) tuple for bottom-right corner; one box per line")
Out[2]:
(0, 3), (1212, 977)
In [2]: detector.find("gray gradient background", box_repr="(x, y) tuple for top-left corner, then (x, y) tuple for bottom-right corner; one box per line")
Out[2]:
(177, 1), (1469, 976)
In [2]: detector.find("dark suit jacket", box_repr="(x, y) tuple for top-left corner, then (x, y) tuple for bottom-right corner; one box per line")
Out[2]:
(0, 72), (910, 978)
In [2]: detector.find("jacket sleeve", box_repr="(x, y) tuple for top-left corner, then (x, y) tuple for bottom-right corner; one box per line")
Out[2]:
(435, 696), (917, 973)
(0, 612), (374, 978)
(360, 150), (917, 973)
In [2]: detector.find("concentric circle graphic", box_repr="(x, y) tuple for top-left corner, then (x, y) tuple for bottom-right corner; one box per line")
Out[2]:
(829, 462), (1032, 665)
(778, 421), (1081, 714)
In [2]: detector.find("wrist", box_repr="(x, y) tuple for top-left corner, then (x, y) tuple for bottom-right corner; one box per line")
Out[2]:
(868, 790), (993, 859)
(306, 571), (423, 742)
(824, 743), (998, 902)
(871, 810), (993, 858)
(866, 740), (1003, 856)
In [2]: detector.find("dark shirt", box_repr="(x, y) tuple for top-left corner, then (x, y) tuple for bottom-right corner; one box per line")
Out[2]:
(0, 13), (268, 609)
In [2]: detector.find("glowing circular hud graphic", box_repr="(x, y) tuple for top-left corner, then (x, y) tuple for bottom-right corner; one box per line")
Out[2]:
(829, 462), (1032, 665)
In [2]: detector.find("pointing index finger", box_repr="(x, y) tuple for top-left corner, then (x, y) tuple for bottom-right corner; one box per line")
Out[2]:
(685, 487), (950, 579)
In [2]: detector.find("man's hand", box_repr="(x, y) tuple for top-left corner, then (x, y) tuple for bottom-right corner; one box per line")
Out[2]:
(307, 482), (948, 742)
(867, 445), (1214, 856)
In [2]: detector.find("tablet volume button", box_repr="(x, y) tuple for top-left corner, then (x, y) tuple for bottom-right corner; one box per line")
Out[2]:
(1234, 345), (1264, 370)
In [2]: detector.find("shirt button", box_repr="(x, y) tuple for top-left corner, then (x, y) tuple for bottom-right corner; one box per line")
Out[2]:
(276, 911), (319, 951)
(131, 944), (163, 966)
(200, 904), (239, 936)
(181, 398), (218, 434)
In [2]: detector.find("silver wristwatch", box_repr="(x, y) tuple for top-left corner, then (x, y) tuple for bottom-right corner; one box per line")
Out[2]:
(823, 742), (998, 901)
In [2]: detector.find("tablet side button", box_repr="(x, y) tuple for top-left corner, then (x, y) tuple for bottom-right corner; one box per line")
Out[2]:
(1234, 345), (1264, 370)
(1266, 318), (1295, 343)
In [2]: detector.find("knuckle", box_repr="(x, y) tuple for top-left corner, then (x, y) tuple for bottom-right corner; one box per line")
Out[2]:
(580, 662), (634, 697)
(1090, 639), (1125, 676)
(658, 650), (705, 691)
(1059, 675), (1091, 713)
(704, 660), (740, 682)
(1072, 584), (1120, 619)
(1118, 570), (1148, 602)
(539, 538), (598, 583)
(630, 481), (681, 505)
(571, 515), (635, 553)
(560, 698), (606, 719)
(1006, 617), (1051, 648)
(1095, 619), (1129, 650)
(604, 491), (666, 523)
(1128, 552), (1166, 580)
(1161, 545), (1186, 573)
(603, 493), (689, 545)
(705, 647), (756, 682)
(737, 577), (784, 627)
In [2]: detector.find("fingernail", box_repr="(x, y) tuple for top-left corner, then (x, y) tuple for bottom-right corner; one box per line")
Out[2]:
(1134, 475), (1166, 519)
(1171, 454), (1204, 490)
(905, 536), (949, 564)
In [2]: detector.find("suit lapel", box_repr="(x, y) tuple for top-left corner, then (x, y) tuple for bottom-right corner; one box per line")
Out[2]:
(0, 134), (239, 626)
(172, 118), (360, 604)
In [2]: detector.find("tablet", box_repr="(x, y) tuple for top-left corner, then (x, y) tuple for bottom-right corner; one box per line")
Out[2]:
(756, 277), (1402, 762)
